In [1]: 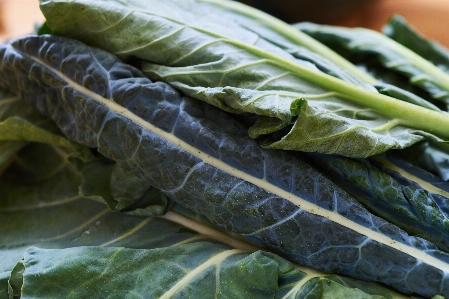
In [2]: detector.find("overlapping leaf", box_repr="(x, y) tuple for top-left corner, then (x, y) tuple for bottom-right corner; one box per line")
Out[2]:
(197, 0), (378, 85)
(384, 16), (449, 76)
(0, 88), (94, 176)
(306, 151), (449, 253)
(1, 34), (449, 297)
(188, 1), (443, 114)
(296, 21), (449, 110)
(38, 0), (449, 157)
(0, 122), (399, 299)
(0, 89), (55, 170)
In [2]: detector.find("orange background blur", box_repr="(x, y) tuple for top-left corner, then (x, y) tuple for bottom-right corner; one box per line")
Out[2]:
(0, 0), (44, 42)
(337, 0), (449, 48)
(1, 0), (449, 47)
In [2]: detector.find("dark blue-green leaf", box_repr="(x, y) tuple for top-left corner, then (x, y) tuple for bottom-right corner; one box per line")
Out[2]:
(0, 34), (447, 297)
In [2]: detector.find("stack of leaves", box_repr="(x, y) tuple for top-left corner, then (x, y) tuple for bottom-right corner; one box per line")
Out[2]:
(2, 0), (449, 298)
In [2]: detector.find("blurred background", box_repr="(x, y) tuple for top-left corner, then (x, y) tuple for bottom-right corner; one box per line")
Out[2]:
(1, 0), (449, 46)
(0, 0), (44, 41)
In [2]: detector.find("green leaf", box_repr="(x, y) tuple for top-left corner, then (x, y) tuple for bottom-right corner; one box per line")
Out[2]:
(0, 91), (163, 215)
(387, 141), (449, 182)
(307, 151), (449, 253)
(39, 0), (449, 157)
(192, 0), (378, 90)
(373, 82), (441, 111)
(0, 141), (24, 174)
(185, 2), (441, 115)
(0, 90), (40, 170)
(75, 157), (171, 215)
(0, 88), (93, 167)
(0, 141), (401, 299)
(287, 276), (386, 299)
(109, 163), (167, 214)
(296, 21), (449, 109)
(2, 33), (448, 297)
(13, 246), (287, 298)
(384, 15), (449, 76)
(7, 262), (24, 299)
(197, 0), (377, 85)
(35, 22), (53, 36)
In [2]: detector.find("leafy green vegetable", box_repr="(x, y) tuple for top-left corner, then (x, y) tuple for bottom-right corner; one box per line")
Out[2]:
(3, 1), (449, 297)
(197, 0), (378, 85)
(1, 33), (449, 298)
(387, 141), (449, 182)
(190, 2), (443, 115)
(0, 115), (402, 299)
(11, 246), (290, 298)
(372, 82), (441, 111)
(384, 15), (449, 76)
(306, 151), (449, 253)
(39, 0), (449, 158)
(0, 143), (285, 299)
(0, 89), (61, 170)
(296, 21), (449, 109)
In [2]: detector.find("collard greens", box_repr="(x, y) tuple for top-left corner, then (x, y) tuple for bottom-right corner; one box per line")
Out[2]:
(0, 34), (448, 298)
(2, 0), (449, 298)
(1, 90), (398, 299)
(39, 0), (449, 158)
(296, 18), (449, 110)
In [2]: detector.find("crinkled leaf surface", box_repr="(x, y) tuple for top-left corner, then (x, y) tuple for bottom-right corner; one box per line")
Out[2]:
(1, 34), (448, 298)
(306, 152), (449, 253)
(0, 140), (287, 299)
(0, 138), (400, 299)
(38, 0), (449, 157)
(387, 141), (449, 182)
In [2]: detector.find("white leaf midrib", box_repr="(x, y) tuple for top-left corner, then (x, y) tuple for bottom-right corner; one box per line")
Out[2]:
(15, 44), (449, 274)
(159, 248), (246, 299)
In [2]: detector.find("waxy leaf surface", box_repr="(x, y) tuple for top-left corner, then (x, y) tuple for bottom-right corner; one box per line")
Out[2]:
(1, 34), (448, 298)
(0, 120), (397, 299)
(38, 0), (449, 157)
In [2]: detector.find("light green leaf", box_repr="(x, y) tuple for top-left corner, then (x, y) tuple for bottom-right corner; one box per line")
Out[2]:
(296, 21), (449, 109)
(384, 15), (449, 76)
(197, 0), (377, 85)
(0, 88), (93, 168)
(39, 0), (449, 157)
